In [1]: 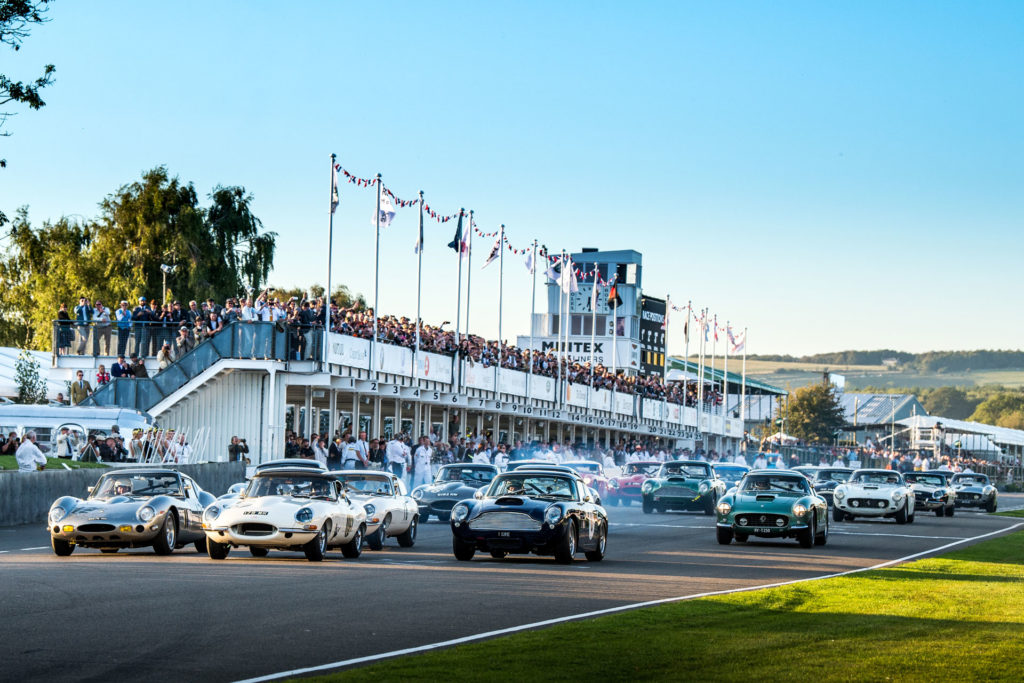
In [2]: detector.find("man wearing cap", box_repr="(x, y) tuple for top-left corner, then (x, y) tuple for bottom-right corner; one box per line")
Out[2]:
(174, 324), (193, 358)
(157, 341), (174, 370)
(130, 354), (149, 379)
(115, 301), (133, 357)
(92, 301), (112, 356)
(132, 297), (152, 358)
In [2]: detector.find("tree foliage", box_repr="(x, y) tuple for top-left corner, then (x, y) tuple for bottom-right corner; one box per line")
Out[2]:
(14, 349), (46, 403)
(267, 283), (365, 308)
(785, 380), (847, 444)
(969, 392), (1024, 430)
(921, 386), (980, 420)
(0, 167), (277, 349)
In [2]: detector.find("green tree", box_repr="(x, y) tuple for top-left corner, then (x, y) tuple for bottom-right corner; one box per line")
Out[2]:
(267, 283), (365, 308)
(14, 349), (46, 403)
(1, 0), (56, 225)
(922, 386), (980, 420)
(969, 392), (1024, 428)
(786, 381), (847, 444)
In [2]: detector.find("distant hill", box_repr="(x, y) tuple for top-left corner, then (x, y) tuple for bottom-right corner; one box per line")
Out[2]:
(748, 350), (1024, 373)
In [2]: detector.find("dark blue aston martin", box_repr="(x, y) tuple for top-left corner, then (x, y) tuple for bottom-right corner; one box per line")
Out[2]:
(450, 468), (608, 564)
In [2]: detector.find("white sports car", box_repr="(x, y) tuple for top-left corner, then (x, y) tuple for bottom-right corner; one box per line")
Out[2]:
(832, 469), (915, 524)
(202, 468), (367, 561)
(335, 470), (419, 550)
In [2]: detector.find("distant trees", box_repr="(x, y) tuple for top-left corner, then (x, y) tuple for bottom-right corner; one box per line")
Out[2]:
(969, 393), (1024, 430)
(785, 381), (847, 444)
(922, 387), (981, 420)
(749, 349), (1024, 372)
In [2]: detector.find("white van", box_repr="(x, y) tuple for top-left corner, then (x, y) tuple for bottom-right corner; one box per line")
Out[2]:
(0, 404), (156, 457)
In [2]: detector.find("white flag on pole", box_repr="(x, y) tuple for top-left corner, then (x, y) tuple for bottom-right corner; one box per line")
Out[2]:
(374, 195), (396, 228)
(589, 281), (598, 311)
(524, 249), (535, 274)
(559, 257), (578, 294)
(482, 235), (501, 268)
(330, 164), (340, 214)
(729, 327), (745, 354)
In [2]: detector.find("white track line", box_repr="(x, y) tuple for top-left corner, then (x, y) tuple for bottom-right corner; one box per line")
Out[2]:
(20, 546), (47, 551)
(830, 531), (966, 540)
(235, 521), (1023, 683)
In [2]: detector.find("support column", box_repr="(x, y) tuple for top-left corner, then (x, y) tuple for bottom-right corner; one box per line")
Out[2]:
(442, 407), (449, 442)
(303, 387), (313, 440)
(328, 390), (337, 442)
(352, 393), (361, 439)
(395, 399), (403, 437)
(372, 396), (382, 440)
(476, 412), (483, 441)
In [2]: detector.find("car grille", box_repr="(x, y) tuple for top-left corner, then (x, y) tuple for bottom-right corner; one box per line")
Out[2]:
(735, 513), (788, 527)
(849, 498), (888, 509)
(655, 485), (698, 498)
(78, 524), (116, 532)
(959, 493), (980, 501)
(429, 500), (458, 512)
(234, 523), (276, 536)
(469, 512), (541, 531)
(914, 492), (933, 503)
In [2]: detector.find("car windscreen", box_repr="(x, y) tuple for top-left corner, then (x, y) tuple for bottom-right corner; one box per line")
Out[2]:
(336, 475), (392, 496)
(953, 475), (988, 486)
(564, 463), (601, 474)
(816, 470), (852, 483)
(904, 473), (946, 486)
(851, 471), (903, 485)
(660, 463), (711, 478)
(437, 467), (495, 483)
(246, 475), (336, 499)
(487, 474), (578, 501)
(739, 475), (809, 495)
(92, 473), (182, 499)
(625, 463), (660, 476)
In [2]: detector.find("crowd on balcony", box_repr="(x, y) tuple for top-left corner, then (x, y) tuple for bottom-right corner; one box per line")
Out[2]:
(56, 291), (725, 407)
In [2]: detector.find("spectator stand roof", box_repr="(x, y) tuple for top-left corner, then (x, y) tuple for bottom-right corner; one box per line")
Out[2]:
(840, 393), (926, 426)
(898, 414), (1024, 450)
(665, 357), (785, 396)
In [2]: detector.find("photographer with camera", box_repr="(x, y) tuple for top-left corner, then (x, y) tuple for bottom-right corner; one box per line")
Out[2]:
(228, 435), (250, 463)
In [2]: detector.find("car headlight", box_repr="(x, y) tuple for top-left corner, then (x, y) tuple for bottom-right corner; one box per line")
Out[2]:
(363, 503), (375, 516)
(544, 506), (564, 525)
(642, 481), (655, 493)
(48, 507), (68, 524)
(932, 490), (945, 499)
(204, 506), (221, 521)
(716, 500), (732, 515)
(412, 488), (424, 500)
(834, 489), (845, 500)
(792, 503), (808, 517)
(451, 504), (470, 523)
(984, 486), (995, 494)
(892, 491), (904, 501)
(699, 482), (710, 494)
(137, 506), (155, 522)
(296, 507), (314, 523)
(608, 480), (619, 489)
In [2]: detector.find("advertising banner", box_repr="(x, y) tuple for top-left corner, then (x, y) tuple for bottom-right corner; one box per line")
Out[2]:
(498, 368), (528, 397)
(591, 388), (611, 412)
(641, 398), (664, 421)
(565, 382), (590, 408)
(377, 343), (413, 376)
(614, 392), (634, 416)
(416, 352), (453, 383)
(529, 374), (556, 401)
(463, 361), (496, 392)
(326, 333), (370, 370)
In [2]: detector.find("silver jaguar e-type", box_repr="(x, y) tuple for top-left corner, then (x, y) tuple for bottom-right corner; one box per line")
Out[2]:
(47, 468), (216, 556)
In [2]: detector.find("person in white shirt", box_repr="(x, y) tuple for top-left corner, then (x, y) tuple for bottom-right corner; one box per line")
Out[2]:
(937, 461), (952, 472)
(411, 436), (434, 487)
(831, 456), (846, 468)
(752, 453), (768, 469)
(341, 437), (362, 470)
(16, 430), (47, 471)
(355, 431), (370, 468)
(491, 445), (509, 472)
(732, 452), (748, 466)
(385, 436), (408, 478)
(472, 445), (491, 465)
(920, 456), (930, 471)
(312, 438), (329, 468)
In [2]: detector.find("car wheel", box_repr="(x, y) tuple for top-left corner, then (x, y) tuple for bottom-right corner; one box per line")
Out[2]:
(554, 519), (577, 564)
(341, 525), (364, 559)
(585, 523), (607, 562)
(397, 516), (418, 548)
(100, 548), (119, 554)
(945, 504), (955, 517)
(367, 516), (388, 551)
(207, 539), (230, 560)
(642, 498), (654, 514)
(249, 547), (269, 558)
(908, 510), (915, 523)
(193, 537), (207, 553)
(716, 526), (733, 545)
(453, 536), (476, 561)
(734, 532), (748, 543)
(622, 497), (632, 507)
(798, 513), (815, 548)
(420, 511), (430, 523)
(936, 506), (945, 517)
(303, 523), (329, 562)
(152, 511), (178, 555)
(703, 496), (716, 516)
(832, 505), (845, 523)
(438, 512), (451, 523)
(489, 550), (507, 559)
(986, 500), (997, 513)
(51, 537), (75, 556)
(895, 502), (908, 525)
(815, 513), (828, 546)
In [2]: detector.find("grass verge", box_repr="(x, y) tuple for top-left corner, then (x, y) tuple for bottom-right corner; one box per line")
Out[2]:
(302, 530), (1024, 682)
(0, 455), (108, 471)
(994, 509), (1024, 518)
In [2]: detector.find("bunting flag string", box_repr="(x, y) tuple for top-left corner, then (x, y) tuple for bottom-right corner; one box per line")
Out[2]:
(335, 162), (461, 223)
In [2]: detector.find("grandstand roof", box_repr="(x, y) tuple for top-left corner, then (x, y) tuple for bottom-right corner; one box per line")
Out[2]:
(666, 357), (785, 395)
(897, 414), (1024, 448)
(840, 393), (926, 426)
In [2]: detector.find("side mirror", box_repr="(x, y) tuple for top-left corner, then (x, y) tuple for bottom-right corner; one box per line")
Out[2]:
(583, 495), (592, 503)
(86, 486), (94, 494)
(474, 490), (484, 500)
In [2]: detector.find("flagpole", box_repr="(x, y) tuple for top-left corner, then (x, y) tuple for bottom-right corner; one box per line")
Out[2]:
(556, 251), (565, 408)
(496, 224), (505, 398)
(663, 294), (670, 380)
(740, 327), (748, 424)
(588, 264), (597, 393)
(453, 209), (465, 392)
(325, 153), (336, 365)
(724, 320), (730, 420)
(711, 314), (718, 413)
(697, 309), (705, 411)
(527, 240), (537, 399)
(464, 210), (474, 361)
(611, 274), (618, 380)
(684, 301), (691, 404)
(414, 190), (424, 386)
(371, 173), (382, 380)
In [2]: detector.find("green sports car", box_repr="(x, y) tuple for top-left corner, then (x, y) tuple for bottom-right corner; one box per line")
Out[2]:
(641, 460), (726, 515)
(715, 469), (829, 548)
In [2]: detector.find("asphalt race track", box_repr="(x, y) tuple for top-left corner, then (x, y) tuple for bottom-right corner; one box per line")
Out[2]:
(2, 497), (1021, 683)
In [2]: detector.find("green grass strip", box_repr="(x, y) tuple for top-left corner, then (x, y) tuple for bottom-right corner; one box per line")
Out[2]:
(994, 509), (1024, 518)
(0, 455), (109, 470)
(301, 530), (1024, 683)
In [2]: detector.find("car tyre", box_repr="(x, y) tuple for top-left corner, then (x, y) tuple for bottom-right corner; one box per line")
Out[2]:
(554, 519), (577, 564)
(936, 506), (945, 517)
(734, 532), (748, 543)
(489, 550), (507, 559)
(585, 523), (607, 562)
(986, 500), (997, 513)
(397, 516), (417, 548)
(100, 548), (119, 554)
(420, 511), (431, 523)
(52, 537), (75, 556)
(703, 496), (716, 516)
(815, 513), (829, 546)
(249, 547), (269, 557)
(642, 498), (654, 514)
(367, 516), (388, 551)
(716, 526), (733, 545)
(304, 523), (329, 562)
(341, 525), (364, 559)
(207, 539), (230, 560)
(438, 512), (451, 523)
(895, 502), (908, 525)
(798, 513), (815, 548)
(193, 537), (207, 553)
(945, 504), (955, 517)
(453, 536), (476, 561)
(832, 506), (846, 523)
(152, 511), (177, 555)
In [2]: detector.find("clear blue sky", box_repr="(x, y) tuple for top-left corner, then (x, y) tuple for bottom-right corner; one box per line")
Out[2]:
(2, 1), (1022, 356)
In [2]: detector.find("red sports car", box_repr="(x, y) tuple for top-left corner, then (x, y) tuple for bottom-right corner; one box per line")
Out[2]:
(563, 461), (614, 505)
(607, 461), (663, 506)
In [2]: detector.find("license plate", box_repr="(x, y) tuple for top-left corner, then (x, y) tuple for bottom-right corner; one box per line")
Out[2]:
(497, 531), (510, 537)
(754, 527), (774, 534)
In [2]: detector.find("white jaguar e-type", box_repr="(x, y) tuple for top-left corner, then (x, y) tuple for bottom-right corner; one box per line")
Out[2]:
(336, 470), (419, 550)
(202, 467), (367, 561)
(832, 468), (915, 524)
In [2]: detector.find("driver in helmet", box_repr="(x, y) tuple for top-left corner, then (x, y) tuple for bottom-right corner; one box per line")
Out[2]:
(113, 479), (132, 496)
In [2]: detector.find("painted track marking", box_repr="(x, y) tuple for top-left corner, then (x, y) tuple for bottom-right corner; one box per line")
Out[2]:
(234, 522), (1023, 683)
